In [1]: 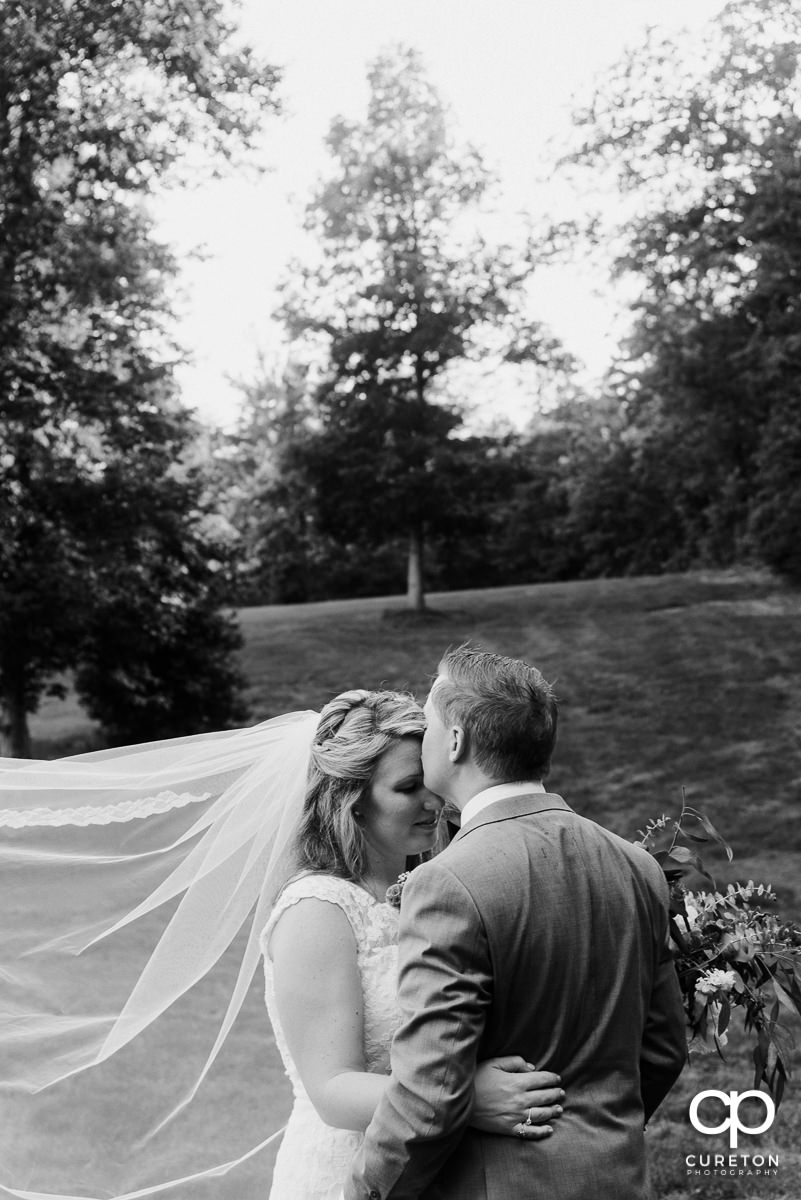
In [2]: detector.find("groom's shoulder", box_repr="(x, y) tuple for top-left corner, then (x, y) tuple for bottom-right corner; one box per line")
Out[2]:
(405, 837), (480, 894)
(579, 816), (671, 897)
(426, 819), (509, 880)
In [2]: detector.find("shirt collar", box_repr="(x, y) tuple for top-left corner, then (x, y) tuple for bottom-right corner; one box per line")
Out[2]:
(460, 780), (545, 829)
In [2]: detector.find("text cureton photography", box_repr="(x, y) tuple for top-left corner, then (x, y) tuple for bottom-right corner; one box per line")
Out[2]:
(685, 1153), (780, 1178)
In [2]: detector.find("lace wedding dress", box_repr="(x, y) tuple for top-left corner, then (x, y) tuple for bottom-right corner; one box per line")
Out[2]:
(261, 874), (401, 1200)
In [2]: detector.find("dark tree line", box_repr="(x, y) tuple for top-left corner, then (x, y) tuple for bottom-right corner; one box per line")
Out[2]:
(216, 380), (625, 605)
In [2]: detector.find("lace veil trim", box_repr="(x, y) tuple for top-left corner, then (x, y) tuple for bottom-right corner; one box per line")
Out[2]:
(0, 789), (212, 828)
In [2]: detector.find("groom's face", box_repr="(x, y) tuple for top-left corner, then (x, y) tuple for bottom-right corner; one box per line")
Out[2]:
(421, 678), (452, 800)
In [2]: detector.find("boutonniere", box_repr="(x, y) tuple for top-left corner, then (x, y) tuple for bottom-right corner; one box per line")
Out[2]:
(385, 870), (411, 908)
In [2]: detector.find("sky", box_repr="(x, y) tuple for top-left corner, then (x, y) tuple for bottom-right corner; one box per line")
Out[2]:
(154, 0), (728, 430)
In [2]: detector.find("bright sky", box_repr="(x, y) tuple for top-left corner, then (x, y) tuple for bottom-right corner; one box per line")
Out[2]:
(155, 0), (727, 429)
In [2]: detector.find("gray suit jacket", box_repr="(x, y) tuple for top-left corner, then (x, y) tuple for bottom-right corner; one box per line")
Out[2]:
(345, 793), (686, 1200)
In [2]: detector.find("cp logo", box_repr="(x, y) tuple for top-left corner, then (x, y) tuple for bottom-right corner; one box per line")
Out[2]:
(689, 1089), (776, 1149)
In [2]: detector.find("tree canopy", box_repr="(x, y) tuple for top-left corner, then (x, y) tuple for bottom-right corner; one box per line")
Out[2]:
(560, 0), (801, 578)
(0, 0), (280, 754)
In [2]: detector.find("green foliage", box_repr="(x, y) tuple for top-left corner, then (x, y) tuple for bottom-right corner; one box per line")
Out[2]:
(558, 0), (801, 581)
(75, 592), (248, 746)
(212, 363), (406, 605)
(640, 803), (801, 1106)
(223, 381), (656, 602)
(275, 46), (562, 608)
(750, 394), (801, 580)
(0, 0), (279, 753)
(224, 373), (526, 604)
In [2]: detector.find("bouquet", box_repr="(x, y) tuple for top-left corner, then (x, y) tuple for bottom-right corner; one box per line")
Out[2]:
(637, 800), (801, 1105)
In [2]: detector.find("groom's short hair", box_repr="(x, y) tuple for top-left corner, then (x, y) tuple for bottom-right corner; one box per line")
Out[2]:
(432, 644), (558, 781)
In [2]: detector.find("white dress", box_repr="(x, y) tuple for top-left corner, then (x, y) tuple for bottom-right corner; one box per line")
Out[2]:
(261, 874), (401, 1200)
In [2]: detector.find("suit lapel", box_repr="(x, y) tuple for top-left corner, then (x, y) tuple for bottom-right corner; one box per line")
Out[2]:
(451, 792), (571, 843)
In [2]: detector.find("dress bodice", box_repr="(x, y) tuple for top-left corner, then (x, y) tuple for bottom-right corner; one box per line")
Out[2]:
(260, 874), (401, 1199)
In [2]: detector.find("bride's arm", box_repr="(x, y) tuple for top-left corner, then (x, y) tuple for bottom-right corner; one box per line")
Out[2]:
(269, 896), (383, 1130)
(269, 898), (564, 1137)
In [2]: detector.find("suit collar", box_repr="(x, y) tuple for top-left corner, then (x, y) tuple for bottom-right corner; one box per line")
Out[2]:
(460, 780), (546, 828)
(452, 791), (571, 842)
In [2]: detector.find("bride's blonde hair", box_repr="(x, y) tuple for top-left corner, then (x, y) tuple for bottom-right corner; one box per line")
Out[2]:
(293, 689), (427, 882)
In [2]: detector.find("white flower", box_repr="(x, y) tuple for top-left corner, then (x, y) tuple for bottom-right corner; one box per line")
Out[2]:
(695, 968), (739, 997)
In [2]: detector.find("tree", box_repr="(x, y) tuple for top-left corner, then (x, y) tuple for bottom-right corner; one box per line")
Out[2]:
(70, 455), (250, 746)
(278, 46), (564, 610)
(488, 399), (610, 583)
(559, 0), (801, 579)
(221, 361), (434, 604)
(222, 359), (328, 605)
(0, 1), (280, 754)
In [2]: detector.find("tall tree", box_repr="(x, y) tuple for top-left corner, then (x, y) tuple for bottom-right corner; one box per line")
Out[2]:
(560, 0), (801, 578)
(0, 1), (280, 754)
(279, 46), (562, 610)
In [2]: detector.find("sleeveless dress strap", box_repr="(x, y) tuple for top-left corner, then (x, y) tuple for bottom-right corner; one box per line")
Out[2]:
(261, 874), (373, 957)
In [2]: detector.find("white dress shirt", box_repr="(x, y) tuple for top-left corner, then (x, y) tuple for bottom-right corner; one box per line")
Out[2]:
(460, 780), (546, 830)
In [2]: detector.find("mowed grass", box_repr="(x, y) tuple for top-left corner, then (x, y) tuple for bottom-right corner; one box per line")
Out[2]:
(21, 568), (801, 1198)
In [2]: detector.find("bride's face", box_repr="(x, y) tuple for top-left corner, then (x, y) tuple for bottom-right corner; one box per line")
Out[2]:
(360, 737), (444, 861)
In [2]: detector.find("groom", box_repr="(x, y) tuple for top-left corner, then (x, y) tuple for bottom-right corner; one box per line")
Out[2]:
(345, 644), (686, 1200)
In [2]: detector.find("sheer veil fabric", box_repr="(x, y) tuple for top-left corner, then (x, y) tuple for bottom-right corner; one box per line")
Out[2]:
(0, 710), (320, 1199)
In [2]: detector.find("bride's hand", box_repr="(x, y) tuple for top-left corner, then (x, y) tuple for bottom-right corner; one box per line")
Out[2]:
(471, 1056), (564, 1139)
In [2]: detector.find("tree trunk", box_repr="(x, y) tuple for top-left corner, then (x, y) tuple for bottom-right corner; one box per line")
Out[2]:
(406, 527), (426, 611)
(0, 683), (32, 758)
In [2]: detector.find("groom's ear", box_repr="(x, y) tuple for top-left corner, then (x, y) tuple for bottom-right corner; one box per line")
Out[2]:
(449, 724), (467, 763)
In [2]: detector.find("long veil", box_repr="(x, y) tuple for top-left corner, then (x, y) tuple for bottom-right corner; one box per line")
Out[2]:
(0, 710), (320, 1199)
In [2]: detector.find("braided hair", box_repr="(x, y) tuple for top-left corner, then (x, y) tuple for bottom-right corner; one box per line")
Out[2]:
(292, 689), (426, 882)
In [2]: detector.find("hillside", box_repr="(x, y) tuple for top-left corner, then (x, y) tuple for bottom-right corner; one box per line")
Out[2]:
(22, 567), (801, 1197)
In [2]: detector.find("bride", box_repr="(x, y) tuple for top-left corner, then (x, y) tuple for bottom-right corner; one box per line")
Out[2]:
(0, 688), (562, 1200)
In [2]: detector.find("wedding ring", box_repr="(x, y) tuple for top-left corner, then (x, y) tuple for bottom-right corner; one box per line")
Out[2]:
(525, 1108), (534, 1126)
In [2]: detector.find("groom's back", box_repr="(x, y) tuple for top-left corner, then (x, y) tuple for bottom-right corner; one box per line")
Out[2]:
(429, 794), (677, 1200)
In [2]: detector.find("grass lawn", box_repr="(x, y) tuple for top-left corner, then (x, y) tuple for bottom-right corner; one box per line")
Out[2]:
(18, 568), (801, 1198)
